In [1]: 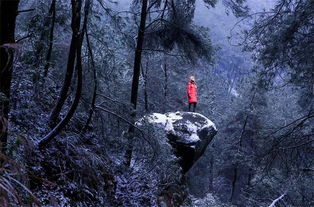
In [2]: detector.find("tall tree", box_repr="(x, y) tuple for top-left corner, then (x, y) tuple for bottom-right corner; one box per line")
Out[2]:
(130, 0), (148, 111)
(82, 30), (97, 131)
(245, 0), (314, 91)
(43, 0), (57, 77)
(0, 0), (20, 153)
(49, 0), (83, 127)
(39, 0), (90, 149)
(125, 0), (149, 166)
(245, 0), (314, 174)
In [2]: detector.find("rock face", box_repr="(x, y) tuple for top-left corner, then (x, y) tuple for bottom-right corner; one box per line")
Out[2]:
(139, 111), (217, 173)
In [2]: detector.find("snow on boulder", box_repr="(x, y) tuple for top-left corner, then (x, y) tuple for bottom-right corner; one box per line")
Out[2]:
(138, 111), (217, 173)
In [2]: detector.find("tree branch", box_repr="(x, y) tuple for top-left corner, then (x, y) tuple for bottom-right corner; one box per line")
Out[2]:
(268, 193), (286, 207)
(17, 8), (34, 14)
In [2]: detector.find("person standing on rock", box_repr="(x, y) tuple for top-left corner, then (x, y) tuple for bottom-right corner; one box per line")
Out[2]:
(187, 76), (198, 112)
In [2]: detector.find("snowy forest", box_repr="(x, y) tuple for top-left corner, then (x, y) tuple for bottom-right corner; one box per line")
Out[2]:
(0, 0), (313, 206)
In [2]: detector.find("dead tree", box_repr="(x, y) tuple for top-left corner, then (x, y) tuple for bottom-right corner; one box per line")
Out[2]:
(125, 0), (149, 166)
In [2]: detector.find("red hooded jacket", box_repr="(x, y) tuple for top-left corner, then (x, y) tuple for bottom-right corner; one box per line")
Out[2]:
(187, 80), (197, 103)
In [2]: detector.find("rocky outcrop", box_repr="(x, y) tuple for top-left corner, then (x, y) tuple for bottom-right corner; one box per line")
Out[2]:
(138, 111), (217, 173)
(137, 112), (217, 207)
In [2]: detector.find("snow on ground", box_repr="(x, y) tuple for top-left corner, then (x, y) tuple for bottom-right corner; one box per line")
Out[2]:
(194, 113), (217, 131)
(137, 112), (217, 144)
(136, 112), (182, 130)
(184, 120), (200, 142)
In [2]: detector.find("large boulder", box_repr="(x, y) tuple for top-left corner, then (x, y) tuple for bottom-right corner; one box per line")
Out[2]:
(138, 111), (217, 173)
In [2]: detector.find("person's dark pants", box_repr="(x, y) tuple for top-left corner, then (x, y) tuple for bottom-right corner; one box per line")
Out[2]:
(189, 102), (197, 112)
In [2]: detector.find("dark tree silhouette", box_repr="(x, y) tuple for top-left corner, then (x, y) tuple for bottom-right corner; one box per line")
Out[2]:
(39, 0), (90, 149)
(125, 0), (149, 166)
(43, 0), (56, 77)
(48, 0), (83, 127)
(0, 0), (20, 153)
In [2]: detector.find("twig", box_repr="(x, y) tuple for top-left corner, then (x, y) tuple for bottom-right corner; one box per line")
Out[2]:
(16, 35), (31, 43)
(268, 193), (286, 207)
(95, 105), (138, 130)
(17, 8), (35, 14)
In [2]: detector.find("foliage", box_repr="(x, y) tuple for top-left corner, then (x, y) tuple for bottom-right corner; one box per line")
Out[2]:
(245, 0), (314, 89)
(2, 0), (313, 206)
(0, 153), (39, 207)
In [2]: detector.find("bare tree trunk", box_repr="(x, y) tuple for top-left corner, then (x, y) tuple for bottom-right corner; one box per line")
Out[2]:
(39, 38), (83, 149)
(39, 0), (90, 149)
(130, 0), (148, 110)
(125, 0), (148, 166)
(43, 0), (56, 77)
(0, 0), (20, 153)
(48, 0), (82, 127)
(141, 61), (149, 112)
(163, 60), (168, 112)
(83, 30), (97, 131)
